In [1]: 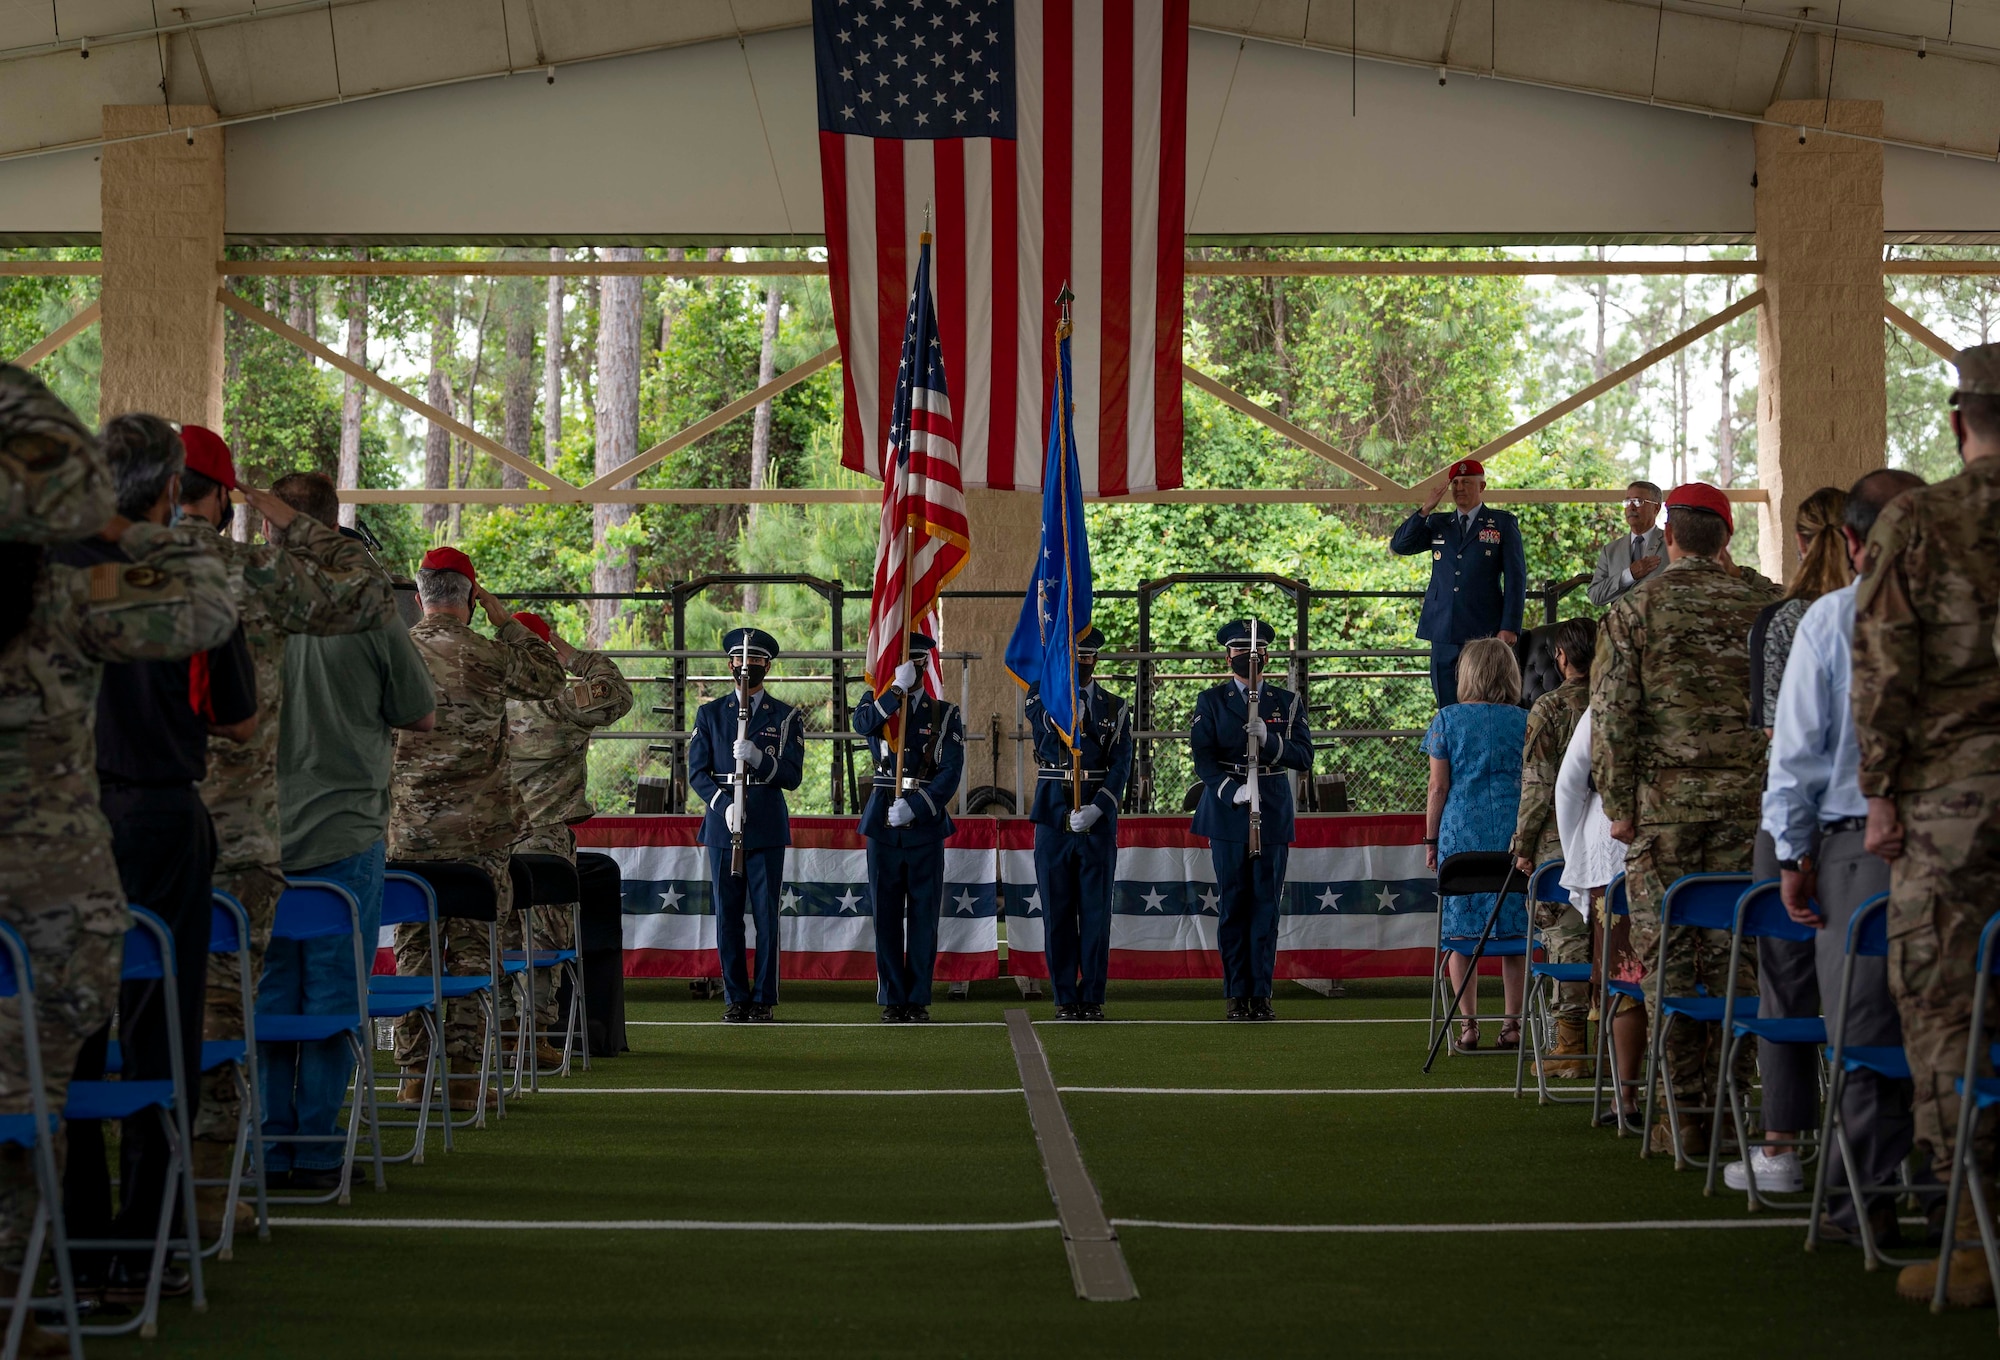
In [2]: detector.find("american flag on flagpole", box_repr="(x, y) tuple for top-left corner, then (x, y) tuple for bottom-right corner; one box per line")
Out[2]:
(813, 0), (1189, 497)
(865, 233), (970, 702)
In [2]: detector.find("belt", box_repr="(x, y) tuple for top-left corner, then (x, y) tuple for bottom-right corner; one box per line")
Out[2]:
(1037, 767), (1107, 782)
(872, 775), (931, 792)
(1216, 763), (1277, 779)
(1820, 815), (1868, 836)
(712, 772), (761, 787)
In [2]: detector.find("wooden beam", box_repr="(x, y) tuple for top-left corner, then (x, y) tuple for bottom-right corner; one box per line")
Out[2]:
(1884, 298), (1959, 363)
(219, 289), (577, 492)
(8, 301), (101, 368)
(1412, 288), (1767, 492)
(1887, 261), (2000, 276)
(339, 485), (1767, 507)
(1184, 260), (1764, 277)
(0, 262), (100, 277)
(1180, 364), (1405, 491)
(225, 259), (831, 278)
(578, 346), (842, 494)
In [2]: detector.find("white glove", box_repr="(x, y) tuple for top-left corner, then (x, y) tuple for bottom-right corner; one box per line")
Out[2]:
(1068, 805), (1102, 833)
(893, 661), (919, 692)
(724, 802), (744, 833)
(1248, 715), (1269, 745)
(887, 798), (916, 828)
(1232, 782), (1253, 806)
(731, 737), (763, 768)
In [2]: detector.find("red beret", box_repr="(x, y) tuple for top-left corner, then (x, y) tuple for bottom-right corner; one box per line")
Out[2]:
(1665, 481), (1734, 534)
(179, 424), (237, 491)
(511, 611), (551, 642)
(420, 545), (477, 586)
(1447, 458), (1485, 480)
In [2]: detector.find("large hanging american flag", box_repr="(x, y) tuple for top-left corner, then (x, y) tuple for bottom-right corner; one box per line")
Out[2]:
(813, 0), (1188, 497)
(865, 234), (970, 701)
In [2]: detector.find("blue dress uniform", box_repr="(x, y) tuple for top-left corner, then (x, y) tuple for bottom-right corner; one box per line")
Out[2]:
(1025, 629), (1133, 1018)
(1189, 620), (1315, 1019)
(687, 628), (805, 1019)
(1388, 459), (1527, 707)
(851, 635), (965, 1021)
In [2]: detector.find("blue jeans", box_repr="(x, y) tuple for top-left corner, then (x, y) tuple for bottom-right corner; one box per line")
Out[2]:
(258, 842), (383, 1172)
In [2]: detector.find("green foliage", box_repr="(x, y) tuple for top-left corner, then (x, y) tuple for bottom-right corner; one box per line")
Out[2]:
(0, 249), (101, 422)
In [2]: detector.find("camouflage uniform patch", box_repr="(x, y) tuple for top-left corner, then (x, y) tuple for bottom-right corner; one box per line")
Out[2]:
(1853, 454), (2000, 1178)
(0, 522), (235, 1262)
(0, 363), (114, 544)
(1591, 554), (1779, 1107)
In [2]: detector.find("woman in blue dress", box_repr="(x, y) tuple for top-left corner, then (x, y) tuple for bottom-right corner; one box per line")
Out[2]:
(1422, 637), (1530, 1050)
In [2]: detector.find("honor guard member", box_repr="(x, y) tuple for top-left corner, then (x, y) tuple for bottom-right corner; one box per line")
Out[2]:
(1389, 458), (1527, 707)
(1025, 626), (1131, 1020)
(687, 628), (805, 1023)
(852, 632), (965, 1023)
(1190, 620), (1315, 1020)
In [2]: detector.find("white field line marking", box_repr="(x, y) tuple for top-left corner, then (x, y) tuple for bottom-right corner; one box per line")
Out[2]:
(535, 1087), (1020, 1096)
(624, 1020), (1007, 1028)
(1111, 1218), (1812, 1235)
(1059, 1086), (1521, 1095)
(272, 1217), (1059, 1232)
(1062, 1018), (1428, 1026)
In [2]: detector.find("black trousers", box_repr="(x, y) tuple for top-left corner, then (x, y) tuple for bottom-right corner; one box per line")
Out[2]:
(66, 782), (215, 1268)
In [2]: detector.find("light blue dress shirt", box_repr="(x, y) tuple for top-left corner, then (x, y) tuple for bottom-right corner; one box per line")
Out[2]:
(1760, 580), (1866, 862)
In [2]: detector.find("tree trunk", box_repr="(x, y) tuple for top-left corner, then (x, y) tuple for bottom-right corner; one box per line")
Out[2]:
(592, 248), (643, 645)
(1715, 281), (1736, 488)
(288, 277), (316, 345)
(501, 258), (537, 492)
(544, 248), (564, 468)
(1591, 246), (1609, 382)
(338, 248), (368, 528)
(743, 278), (783, 614)
(423, 291), (456, 538)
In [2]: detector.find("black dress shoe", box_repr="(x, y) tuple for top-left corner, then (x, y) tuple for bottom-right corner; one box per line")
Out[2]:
(1054, 1004), (1080, 1021)
(102, 1259), (190, 1304)
(748, 1003), (775, 1023)
(882, 1005), (906, 1023)
(722, 1003), (750, 1023)
(1081, 1004), (1106, 1021)
(1251, 997), (1276, 1021)
(1225, 997), (1251, 1021)
(906, 1005), (931, 1023)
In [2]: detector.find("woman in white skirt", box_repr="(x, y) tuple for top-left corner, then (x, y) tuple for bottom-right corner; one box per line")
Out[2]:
(1556, 706), (1645, 1128)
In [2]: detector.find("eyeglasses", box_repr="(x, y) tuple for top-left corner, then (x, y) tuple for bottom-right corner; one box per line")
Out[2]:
(1622, 497), (1660, 508)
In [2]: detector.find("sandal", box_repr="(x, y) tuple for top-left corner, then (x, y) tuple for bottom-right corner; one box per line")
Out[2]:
(1457, 1020), (1480, 1050)
(1495, 1022), (1521, 1049)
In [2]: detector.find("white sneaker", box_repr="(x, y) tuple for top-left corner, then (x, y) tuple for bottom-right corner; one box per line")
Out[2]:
(1723, 1149), (1803, 1192)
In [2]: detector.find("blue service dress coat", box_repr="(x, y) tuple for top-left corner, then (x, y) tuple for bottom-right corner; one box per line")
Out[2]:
(1025, 681), (1134, 1007)
(850, 687), (966, 1007)
(686, 689), (806, 1005)
(1388, 505), (1528, 646)
(1188, 679), (1315, 1001)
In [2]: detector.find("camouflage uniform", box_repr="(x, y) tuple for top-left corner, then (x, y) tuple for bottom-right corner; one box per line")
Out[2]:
(0, 523), (236, 1264)
(505, 650), (633, 1033)
(190, 516), (396, 1143)
(0, 364), (114, 543)
(1592, 554), (1780, 1109)
(1512, 675), (1591, 1025)
(389, 615), (564, 1069)
(1852, 451), (2000, 1183)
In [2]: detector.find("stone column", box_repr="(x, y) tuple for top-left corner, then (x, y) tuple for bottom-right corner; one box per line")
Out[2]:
(1753, 99), (1886, 582)
(941, 487), (1042, 805)
(98, 105), (226, 427)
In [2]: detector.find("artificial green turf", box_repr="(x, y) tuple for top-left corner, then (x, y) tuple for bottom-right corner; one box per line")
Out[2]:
(83, 979), (1998, 1358)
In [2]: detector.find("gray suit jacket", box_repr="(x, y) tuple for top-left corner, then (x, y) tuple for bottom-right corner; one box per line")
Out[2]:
(1587, 526), (1665, 607)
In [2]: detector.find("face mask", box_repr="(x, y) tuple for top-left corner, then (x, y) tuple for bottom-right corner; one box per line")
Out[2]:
(168, 503), (185, 527)
(216, 501), (234, 534)
(1229, 651), (1258, 680)
(1075, 662), (1095, 689)
(733, 663), (769, 689)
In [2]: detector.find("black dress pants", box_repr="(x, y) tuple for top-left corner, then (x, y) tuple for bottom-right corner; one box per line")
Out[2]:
(65, 782), (216, 1270)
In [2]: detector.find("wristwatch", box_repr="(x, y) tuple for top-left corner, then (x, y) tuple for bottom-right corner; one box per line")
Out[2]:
(1777, 855), (1813, 874)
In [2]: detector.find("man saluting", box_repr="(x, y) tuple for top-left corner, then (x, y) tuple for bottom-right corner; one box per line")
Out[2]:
(1190, 620), (1315, 1020)
(852, 632), (965, 1023)
(1389, 457), (1527, 707)
(1025, 626), (1132, 1021)
(687, 628), (804, 1023)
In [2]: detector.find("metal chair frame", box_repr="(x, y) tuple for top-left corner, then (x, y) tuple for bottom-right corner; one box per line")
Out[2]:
(1709, 879), (1826, 1206)
(364, 871), (450, 1161)
(256, 879), (385, 1206)
(513, 898), (590, 1082)
(196, 890), (268, 1259)
(1518, 859), (1599, 1103)
(1424, 852), (1530, 1060)
(1933, 907), (2000, 1320)
(1591, 874), (1646, 1137)
(0, 919), (84, 1360)
(64, 906), (207, 1338)
(1639, 873), (1757, 1169)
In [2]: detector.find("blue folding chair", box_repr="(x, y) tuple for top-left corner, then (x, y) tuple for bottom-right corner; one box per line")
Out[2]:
(388, 861), (504, 1126)
(1710, 879), (1825, 1203)
(1934, 907), (2000, 1318)
(198, 890), (266, 1258)
(1519, 859), (1595, 1102)
(256, 880), (384, 1204)
(1640, 873), (1757, 1168)
(1426, 852), (1530, 1059)
(64, 906), (206, 1338)
(1594, 874), (1646, 1136)
(0, 920), (83, 1359)
(366, 872), (452, 1156)
(506, 853), (589, 1089)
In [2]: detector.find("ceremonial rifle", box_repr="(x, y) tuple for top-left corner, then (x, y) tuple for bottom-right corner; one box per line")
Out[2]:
(730, 637), (750, 878)
(1245, 645), (1264, 859)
